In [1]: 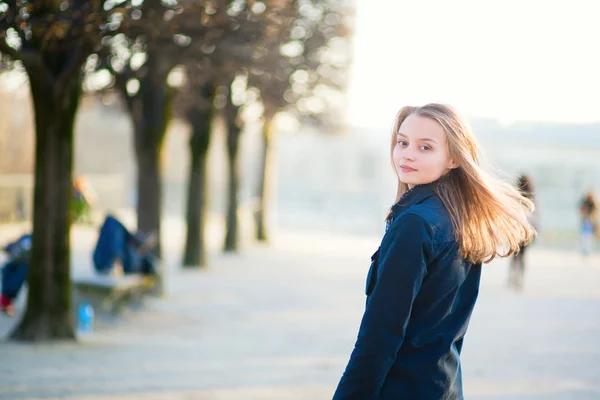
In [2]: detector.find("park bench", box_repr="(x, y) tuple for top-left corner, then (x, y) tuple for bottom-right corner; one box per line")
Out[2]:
(72, 272), (157, 315)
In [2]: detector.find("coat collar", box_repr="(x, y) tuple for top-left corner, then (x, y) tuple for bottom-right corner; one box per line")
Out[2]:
(390, 181), (439, 217)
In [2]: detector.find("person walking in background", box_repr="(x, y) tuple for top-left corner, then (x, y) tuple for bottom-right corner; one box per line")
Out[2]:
(15, 188), (26, 221)
(332, 104), (536, 400)
(579, 190), (598, 256)
(508, 174), (538, 290)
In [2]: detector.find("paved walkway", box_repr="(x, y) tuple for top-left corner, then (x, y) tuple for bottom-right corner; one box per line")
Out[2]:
(0, 223), (599, 400)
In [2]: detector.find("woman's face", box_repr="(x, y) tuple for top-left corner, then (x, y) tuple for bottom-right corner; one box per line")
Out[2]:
(393, 114), (457, 188)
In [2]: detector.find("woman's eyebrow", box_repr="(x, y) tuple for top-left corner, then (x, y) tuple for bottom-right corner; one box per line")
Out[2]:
(421, 138), (437, 144)
(396, 133), (437, 144)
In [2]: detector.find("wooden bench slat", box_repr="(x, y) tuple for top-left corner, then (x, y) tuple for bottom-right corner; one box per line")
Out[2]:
(72, 273), (155, 314)
(72, 274), (146, 290)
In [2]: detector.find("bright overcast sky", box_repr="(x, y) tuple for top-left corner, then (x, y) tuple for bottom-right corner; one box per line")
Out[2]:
(346, 0), (600, 128)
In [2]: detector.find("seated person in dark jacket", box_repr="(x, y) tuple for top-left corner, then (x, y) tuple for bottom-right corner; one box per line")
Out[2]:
(93, 215), (157, 276)
(1, 234), (32, 316)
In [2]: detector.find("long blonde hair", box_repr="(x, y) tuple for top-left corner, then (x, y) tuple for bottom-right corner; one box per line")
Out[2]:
(389, 104), (536, 264)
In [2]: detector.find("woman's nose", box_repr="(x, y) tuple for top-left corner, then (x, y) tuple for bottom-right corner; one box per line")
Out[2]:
(402, 146), (416, 161)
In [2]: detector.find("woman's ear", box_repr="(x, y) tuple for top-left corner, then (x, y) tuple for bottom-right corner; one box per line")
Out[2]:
(448, 158), (459, 169)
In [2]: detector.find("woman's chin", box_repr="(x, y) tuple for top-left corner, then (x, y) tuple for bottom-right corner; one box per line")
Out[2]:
(399, 175), (420, 186)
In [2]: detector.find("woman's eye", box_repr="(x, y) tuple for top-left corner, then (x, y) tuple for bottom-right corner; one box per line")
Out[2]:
(420, 145), (432, 151)
(397, 140), (408, 146)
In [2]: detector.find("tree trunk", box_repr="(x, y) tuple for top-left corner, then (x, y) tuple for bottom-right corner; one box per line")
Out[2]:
(134, 134), (165, 297)
(223, 101), (242, 253)
(254, 113), (276, 242)
(135, 144), (161, 245)
(10, 67), (81, 342)
(132, 75), (173, 258)
(183, 98), (213, 267)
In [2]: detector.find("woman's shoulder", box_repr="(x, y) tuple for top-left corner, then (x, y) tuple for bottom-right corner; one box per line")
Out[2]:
(384, 205), (456, 258)
(404, 196), (454, 243)
(409, 195), (450, 221)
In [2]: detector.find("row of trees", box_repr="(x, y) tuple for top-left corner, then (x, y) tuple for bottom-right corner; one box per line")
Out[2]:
(0, 0), (353, 341)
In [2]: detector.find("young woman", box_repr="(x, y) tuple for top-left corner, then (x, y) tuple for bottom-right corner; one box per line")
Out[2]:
(333, 104), (535, 400)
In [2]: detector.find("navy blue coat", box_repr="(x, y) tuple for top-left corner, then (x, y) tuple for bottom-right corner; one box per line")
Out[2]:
(333, 182), (482, 400)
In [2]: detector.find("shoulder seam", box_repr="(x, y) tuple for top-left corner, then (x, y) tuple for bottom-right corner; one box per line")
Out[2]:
(389, 212), (433, 236)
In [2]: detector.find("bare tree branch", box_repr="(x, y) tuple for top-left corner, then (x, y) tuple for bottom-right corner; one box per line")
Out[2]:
(54, 38), (92, 108)
(0, 38), (22, 61)
(98, 46), (138, 113)
(0, 36), (51, 81)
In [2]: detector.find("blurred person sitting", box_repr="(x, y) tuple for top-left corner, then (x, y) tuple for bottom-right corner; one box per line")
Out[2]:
(93, 214), (158, 276)
(509, 174), (538, 290)
(1, 234), (32, 316)
(579, 189), (598, 256)
(72, 176), (96, 225)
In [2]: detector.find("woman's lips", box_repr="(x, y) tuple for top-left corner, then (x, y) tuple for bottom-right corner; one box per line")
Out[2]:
(400, 165), (417, 173)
